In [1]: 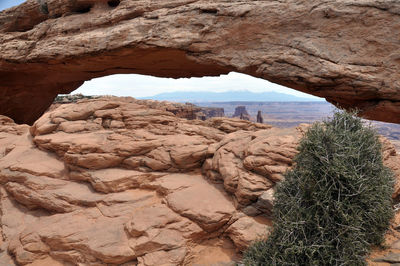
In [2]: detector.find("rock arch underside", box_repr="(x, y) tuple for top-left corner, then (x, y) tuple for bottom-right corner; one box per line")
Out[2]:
(1, 0), (400, 124)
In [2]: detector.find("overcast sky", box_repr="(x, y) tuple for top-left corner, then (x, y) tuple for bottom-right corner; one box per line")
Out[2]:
(2, 1), (321, 100)
(74, 73), (320, 99)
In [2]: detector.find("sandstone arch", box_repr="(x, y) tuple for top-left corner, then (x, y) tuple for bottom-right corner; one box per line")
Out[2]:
(1, 0), (400, 124)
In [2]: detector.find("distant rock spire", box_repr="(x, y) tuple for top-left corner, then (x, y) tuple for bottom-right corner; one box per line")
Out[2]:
(257, 110), (263, 123)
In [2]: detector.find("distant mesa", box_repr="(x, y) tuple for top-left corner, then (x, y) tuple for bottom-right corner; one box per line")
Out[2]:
(233, 106), (251, 121)
(197, 107), (225, 120)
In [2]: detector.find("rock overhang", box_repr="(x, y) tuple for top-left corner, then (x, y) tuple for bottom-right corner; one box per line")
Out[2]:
(1, 0), (400, 124)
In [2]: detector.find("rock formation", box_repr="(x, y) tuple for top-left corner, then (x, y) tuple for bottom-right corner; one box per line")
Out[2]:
(0, 97), (399, 265)
(0, 97), (274, 265)
(257, 111), (263, 124)
(2, 0), (400, 124)
(52, 96), (224, 121)
(233, 106), (251, 121)
(195, 107), (225, 121)
(146, 102), (224, 121)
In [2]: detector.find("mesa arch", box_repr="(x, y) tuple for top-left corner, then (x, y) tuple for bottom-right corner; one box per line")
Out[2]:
(1, 0), (400, 125)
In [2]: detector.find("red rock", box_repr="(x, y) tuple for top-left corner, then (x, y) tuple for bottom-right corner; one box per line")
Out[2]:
(0, 97), (399, 265)
(203, 127), (300, 206)
(137, 247), (187, 266)
(2, 1), (400, 123)
(226, 216), (271, 251)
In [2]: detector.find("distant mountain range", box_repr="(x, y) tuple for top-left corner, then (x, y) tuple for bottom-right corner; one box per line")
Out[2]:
(140, 91), (324, 102)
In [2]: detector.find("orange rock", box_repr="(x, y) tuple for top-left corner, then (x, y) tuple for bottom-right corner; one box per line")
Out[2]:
(0, 97), (399, 265)
(226, 216), (271, 251)
(3, 1), (400, 124)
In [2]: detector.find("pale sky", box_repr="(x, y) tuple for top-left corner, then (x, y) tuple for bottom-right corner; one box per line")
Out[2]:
(74, 72), (321, 99)
(2, 1), (322, 100)
(0, 0), (24, 10)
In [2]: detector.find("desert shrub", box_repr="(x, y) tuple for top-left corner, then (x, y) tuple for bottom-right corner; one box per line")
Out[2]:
(243, 110), (394, 265)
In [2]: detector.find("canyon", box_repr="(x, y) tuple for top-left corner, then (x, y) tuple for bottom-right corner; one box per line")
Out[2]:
(1, 0), (400, 124)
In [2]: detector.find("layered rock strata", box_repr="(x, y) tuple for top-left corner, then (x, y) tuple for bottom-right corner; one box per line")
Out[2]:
(0, 97), (399, 265)
(0, 97), (274, 265)
(2, 0), (400, 124)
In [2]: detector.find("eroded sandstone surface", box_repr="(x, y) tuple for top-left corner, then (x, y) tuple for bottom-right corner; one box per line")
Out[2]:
(0, 97), (280, 265)
(0, 97), (399, 265)
(2, 0), (400, 124)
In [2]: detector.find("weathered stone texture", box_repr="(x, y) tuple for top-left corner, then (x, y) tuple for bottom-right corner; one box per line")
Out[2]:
(0, 97), (400, 265)
(1, 0), (400, 123)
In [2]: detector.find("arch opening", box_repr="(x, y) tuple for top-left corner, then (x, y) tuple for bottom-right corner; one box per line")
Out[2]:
(64, 71), (329, 126)
(55, 72), (400, 149)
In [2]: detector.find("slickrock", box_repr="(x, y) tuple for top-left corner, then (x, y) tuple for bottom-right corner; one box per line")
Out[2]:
(203, 127), (300, 207)
(198, 117), (272, 134)
(137, 247), (188, 266)
(31, 98), (222, 172)
(0, 97), (400, 265)
(126, 99), (224, 121)
(0, 98), (276, 265)
(381, 136), (400, 199)
(2, 1), (400, 124)
(226, 216), (271, 251)
(149, 174), (236, 232)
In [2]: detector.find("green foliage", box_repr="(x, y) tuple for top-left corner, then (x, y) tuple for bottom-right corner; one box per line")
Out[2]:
(243, 110), (394, 265)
